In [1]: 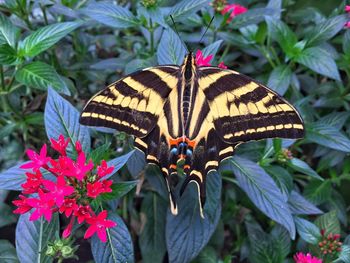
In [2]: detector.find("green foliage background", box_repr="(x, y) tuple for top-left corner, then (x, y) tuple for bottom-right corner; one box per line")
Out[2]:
(0, 0), (350, 262)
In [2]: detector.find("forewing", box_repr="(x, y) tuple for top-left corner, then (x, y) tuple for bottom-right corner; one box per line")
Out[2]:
(197, 67), (304, 144)
(80, 66), (180, 138)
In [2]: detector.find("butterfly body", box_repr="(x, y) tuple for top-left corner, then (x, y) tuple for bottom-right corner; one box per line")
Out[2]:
(80, 53), (304, 217)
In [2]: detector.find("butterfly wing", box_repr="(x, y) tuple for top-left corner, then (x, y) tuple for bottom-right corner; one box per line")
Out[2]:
(197, 67), (304, 144)
(80, 66), (180, 138)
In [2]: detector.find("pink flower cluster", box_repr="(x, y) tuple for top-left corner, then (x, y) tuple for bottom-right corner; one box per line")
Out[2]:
(195, 50), (227, 69)
(221, 3), (248, 23)
(13, 135), (116, 242)
(346, 5), (350, 28)
(294, 252), (322, 263)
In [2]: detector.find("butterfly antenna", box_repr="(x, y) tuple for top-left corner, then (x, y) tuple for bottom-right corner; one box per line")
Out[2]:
(199, 16), (214, 44)
(170, 15), (189, 53)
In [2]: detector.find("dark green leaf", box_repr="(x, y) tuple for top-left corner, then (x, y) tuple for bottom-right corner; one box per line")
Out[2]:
(88, 142), (111, 164)
(44, 88), (91, 155)
(166, 171), (221, 263)
(15, 62), (69, 94)
(230, 156), (295, 238)
(101, 181), (137, 200)
(232, 8), (279, 29)
(288, 191), (323, 215)
(287, 158), (323, 180)
(82, 2), (138, 28)
(267, 65), (292, 95)
(0, 13), (19, 47)
(127, 149), (146, 177)
(91, 213), (134, 263)
(0, 44), (18, 65)
(334, 245), (350, 263)
(316, 112), (350, 130)
(270, 225), (291, 257)
(306, 124), (350, 153)
(169, 0), (209, 21)
(157, 28), (186, 65)
(0, 240), (19, 263)
(343, 30), (350, 55)
(16, 213), (59, 263)
(306, 15), (348, 46)
(294, 217), (321, 244)
(315, 210), (340, 235)
(264, 165), (293, 199)
(295, 46), (340, 80)
(194, 246), (218, 263)
(19, 21), (83, 57)
(304, 180), (332, 205)
(139, 192), (167, 263)
(105, 150), (135, 179)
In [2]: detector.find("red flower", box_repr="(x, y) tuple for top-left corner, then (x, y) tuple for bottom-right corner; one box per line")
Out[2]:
(64, 152), (93, 181)
(218, 61), (228, 69)
(21, 170), (43, 194)
(13, 195), (32, 214)
(75, 141), (82, 154)
(195, 50), (213, 66)
(97, 160), (114, 178)
(59, 198), (78, 217)
(63, 216), (75, 238)
(84, 210), (117, 242)
(221, 3), (247, 23)
(42, 176), (75, 207)
(294, 252), (322, 263)
(87, 180), (113, 198)
(49, 156), (72, 176)
(74, 205), (92, 224)
(26, 189), (55, 221)
(345, 5), (350, 12)
(20, 144), (51, 171)
(50, 135), (70, 156)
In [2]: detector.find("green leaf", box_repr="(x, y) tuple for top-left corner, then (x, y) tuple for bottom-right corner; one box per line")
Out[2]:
(127, 149), (146, 177)
(16, 213), (59, 263)
(315, 210), (340, 235)
(294, 217), (321, 244)
(202, 40), (223, 60)
(19, 21), (83, 57)
(267, 65), (292, 95)
(306, 123), (350, 153)
(288, 191), (323, 215)
(0, 240), (19, 263)
(265, 16), (297, 54)
(343, 30), (350, 55)
(334, 245), (350, 263)
(157, 28), (186, 65)
(88, 142), (111, 164)
(194, 246), (218, 263)
(169, 0), (209, 21)
(101, 181), (137, 200)
(0, 163), (31, 190)
(230, 156), (295, 238)
(0, 13), (19, 47)
(287, 158), (323, 180)
(306, 15), (348, 46)
(295, 46), (340, 80)
(44, 88), (91, 156)
(91, 213), (134, 263)
(304, 180), (332, 205)
(264, 165), (293, 199)
(232, 8), (279, 29)
(166, 171), (221, 263)
(82, 2), (139, 28)
(105, 150), (135, 179)
(139, 192), (167, 263)
(15, 62), (69, 93)
(0, 44), (19, 65)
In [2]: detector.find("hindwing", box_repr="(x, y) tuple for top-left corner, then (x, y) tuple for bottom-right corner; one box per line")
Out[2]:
(80, 66), (180, 138)
(197, 67), (304, 144)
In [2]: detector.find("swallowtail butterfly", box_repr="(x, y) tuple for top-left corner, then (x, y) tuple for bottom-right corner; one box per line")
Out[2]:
(80, 52), (304, 217)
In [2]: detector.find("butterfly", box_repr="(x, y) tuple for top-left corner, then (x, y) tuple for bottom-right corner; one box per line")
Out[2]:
(79, 52), (304, 218)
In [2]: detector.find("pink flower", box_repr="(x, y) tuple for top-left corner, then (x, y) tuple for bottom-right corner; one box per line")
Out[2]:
(294, 252), (322, 263)
(59, 198), (78, 217)
(26, 189), (55, 221)
(13, 195), (32, 214)
(50, 135), (70, 156)
(49, 156), (71, 176)
(84, 210), (117, 242)
(221, 3), (248, 23)
(87, 180), (113, 198)
(74, 205), (92, 224)
(42, 176), (75, 207)
(218, 61), (228, 69)
(21, 170), (43, 194)
(75, 141), (82, 153)
(97, 160), (114, 178)
(345, 21), (350, 28)
(20, 144), (51, 171)
(62, 216), (75, 238)
(64, 152), (93, 180)
(345, 5), (350, 12)
(195, 50), (213, 66)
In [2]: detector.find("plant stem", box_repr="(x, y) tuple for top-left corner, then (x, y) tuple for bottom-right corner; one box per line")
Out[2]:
(0, 65), (5, 91)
